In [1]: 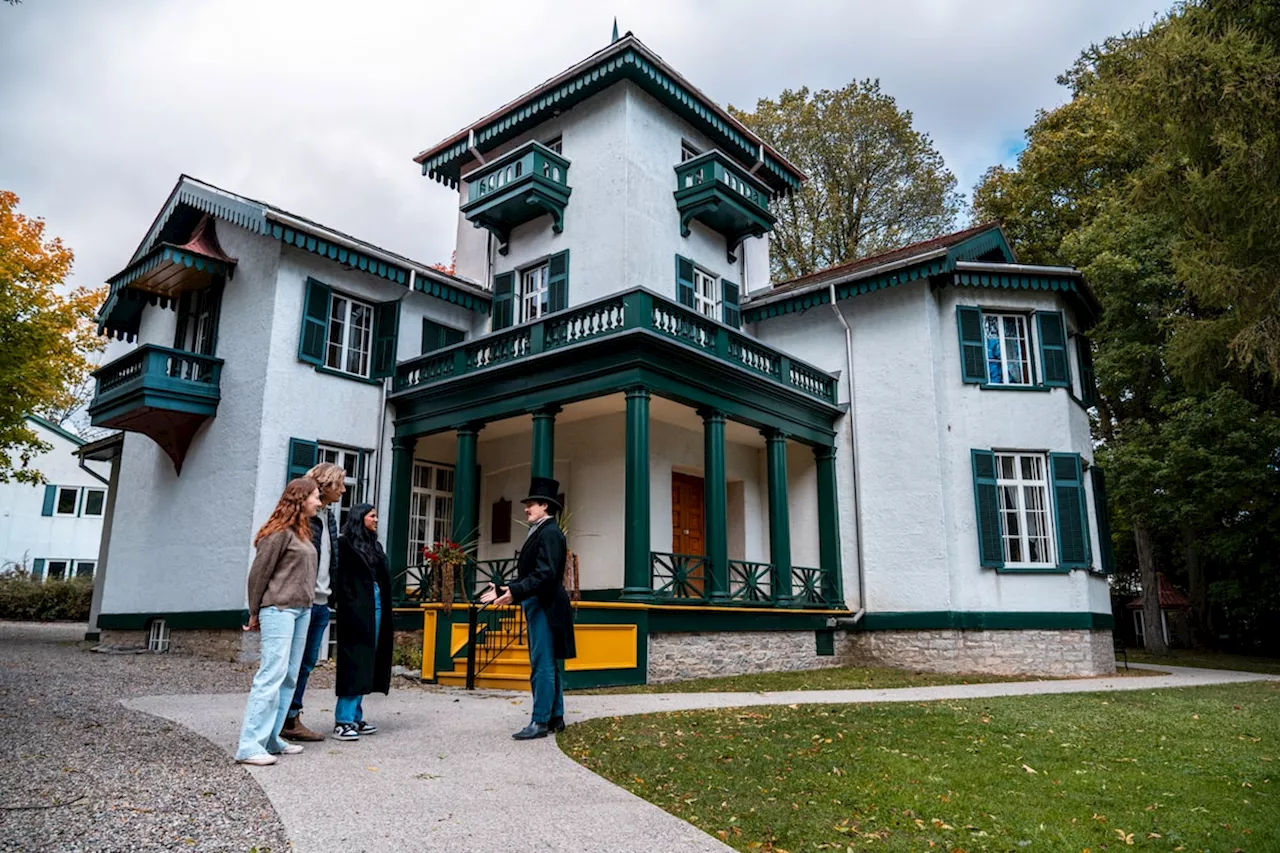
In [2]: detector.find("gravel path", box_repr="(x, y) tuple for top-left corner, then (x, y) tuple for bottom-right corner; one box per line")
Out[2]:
(0, 621), (333, 853)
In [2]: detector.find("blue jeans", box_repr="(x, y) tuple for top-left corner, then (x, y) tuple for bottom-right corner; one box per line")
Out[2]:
(336, 584), (381, 724)
(237, 606), (310, 760)
(287, 603), (331, 721)
(523, 596), (563, 724)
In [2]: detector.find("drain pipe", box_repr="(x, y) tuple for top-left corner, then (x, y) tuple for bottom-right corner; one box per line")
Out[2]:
(829, 282), (866, 626)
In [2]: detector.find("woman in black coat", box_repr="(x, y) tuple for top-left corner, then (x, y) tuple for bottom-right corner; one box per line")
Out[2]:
(332, 503), (394, 741)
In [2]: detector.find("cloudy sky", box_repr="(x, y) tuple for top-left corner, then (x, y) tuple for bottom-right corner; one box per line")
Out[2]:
(2, 0), (1165, 296)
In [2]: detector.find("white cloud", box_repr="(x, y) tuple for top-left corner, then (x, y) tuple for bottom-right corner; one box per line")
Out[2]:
(0, 0), (1166, 293)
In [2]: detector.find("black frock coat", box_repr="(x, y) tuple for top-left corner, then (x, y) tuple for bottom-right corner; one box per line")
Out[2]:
(333, 537), (395, 697)
(505, 518), (577, 660)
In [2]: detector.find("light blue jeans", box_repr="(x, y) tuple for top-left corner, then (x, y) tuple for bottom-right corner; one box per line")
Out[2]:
(336, 583), (381, 725)
(236, 606), (310, 760)
(523, 596), (564, 724)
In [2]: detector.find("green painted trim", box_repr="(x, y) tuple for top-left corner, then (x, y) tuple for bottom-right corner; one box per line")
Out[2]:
(88, 345), (223, 426)
(387, 437), (415, 581)
(453, 427), (480, 548)
(674, 151), (776, 261)
(313, 365), (384, 386)
(530, 406), (558, 480)
(995, 566), (1074, 574)
(461, 141), (572, 246)
(392, 609), (427, 632)
(97, 610), (248, 631)
(563, 668), (646, 690)
(25, 415), (86, 447)
(764, 430), (792, 605)
(702, 410), (729, 602)
(859, 611), (1114, 631)
(978, 383), (1053, 392)
(622, 388), (652, 598)
(648, 610), (840, 632)
(815, 629), (835, 656)
(577, 588), (625, 602)
(814, 445), (843, 603)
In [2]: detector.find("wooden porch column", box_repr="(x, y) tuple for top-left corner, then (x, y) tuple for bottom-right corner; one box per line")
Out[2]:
(453, 423), (483, 548)
(530, 405), (561, 480)
(814, 444), (843, 605)
(702, 409), (729, 603)
(387, 434), (416, 597)
(763, 429), (793, 606)
(622, 387), (652, 599)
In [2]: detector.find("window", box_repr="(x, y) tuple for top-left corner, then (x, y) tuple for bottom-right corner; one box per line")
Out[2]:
(544, 136), (562, 154)
(75, 560), (96, 578)
(972, 449), (1091, 572)
(175, 284), (222, 358)
(693, 266), (719, 319)
(957, 307), (1070, 388)
(422, 319), (465, 354)
(317, 444), (370, 528)
(675, 255), (741, 328)
(147, 618), (171, 653)
(83, 489), (106, 517)
(994, 453), (1055, 565)
(55, 487), (79, 517)
(681, 141), (701, 162)
(408, 461), (455, 565)
(491, 252), (569, 331)
(45, 560), (70, 581)
(326, 293), (374, 378)
(984, 314), (1033, 386)
(297, 278), (399, 381)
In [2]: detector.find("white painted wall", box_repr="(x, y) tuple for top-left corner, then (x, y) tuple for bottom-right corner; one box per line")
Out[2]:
(0, 420), (108, 573)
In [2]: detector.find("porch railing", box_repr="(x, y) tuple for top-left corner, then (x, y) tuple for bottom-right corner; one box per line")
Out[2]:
(392, 558), (519, 607)
(393, 288), (838, 404)
(650, 552), (834, 607)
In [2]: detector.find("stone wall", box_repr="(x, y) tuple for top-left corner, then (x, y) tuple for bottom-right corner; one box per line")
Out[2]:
(648, 631), (842, 683)
(837, 629), (1116, 677)
(99, 628), (257, 662)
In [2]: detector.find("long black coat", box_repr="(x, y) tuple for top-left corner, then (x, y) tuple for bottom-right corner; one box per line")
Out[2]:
(333, 537), (395, 697)
(506, 519), (576, 660)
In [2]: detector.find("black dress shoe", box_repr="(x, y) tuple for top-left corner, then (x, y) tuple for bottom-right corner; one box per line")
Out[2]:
(548, 716), (566, 733)
(512, 722), (549, 740)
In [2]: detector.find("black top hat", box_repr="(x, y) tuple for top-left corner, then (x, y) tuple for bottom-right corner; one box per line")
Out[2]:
(521, 477), (562, 511)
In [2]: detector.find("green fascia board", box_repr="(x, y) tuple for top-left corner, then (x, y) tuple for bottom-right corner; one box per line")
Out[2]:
(414, 275), (491, 315)
(858, 610), (1114, 631)
(421, 47), (802, 196)
(97, 610), (248, 631)
(391, 332), (841, 444)
(106, 244), (235, 296)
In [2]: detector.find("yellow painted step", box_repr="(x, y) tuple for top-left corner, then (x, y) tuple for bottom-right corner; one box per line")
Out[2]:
(435, 670), (530, 691)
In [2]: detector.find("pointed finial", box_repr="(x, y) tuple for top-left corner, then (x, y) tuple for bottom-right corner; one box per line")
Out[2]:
(611, 18), (619, 43)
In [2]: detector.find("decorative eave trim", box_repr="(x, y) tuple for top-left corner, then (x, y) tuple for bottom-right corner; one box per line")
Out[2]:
(416, 38), (804, 196)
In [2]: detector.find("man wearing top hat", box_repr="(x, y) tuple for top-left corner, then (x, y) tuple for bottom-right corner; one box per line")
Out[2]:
(480, 476), (577, 739)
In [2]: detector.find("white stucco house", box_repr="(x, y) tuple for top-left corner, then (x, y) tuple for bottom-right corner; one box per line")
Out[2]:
(1, 416), (109, 582)
(87, 32), (1116, 681)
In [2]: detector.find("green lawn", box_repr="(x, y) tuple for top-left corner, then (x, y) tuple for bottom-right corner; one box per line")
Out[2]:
(574, 664), (1161, 695)
(1119, 648), (1280, 675)
(561, 681), (1279, 852)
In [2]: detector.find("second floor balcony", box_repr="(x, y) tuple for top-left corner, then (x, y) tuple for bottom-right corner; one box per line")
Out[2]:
(674, 150), (777, 263)
(460, 141), (572, 252)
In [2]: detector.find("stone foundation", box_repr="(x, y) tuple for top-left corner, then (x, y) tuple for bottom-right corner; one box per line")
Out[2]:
(99, 628), (258, 662)
(648, 631), (842, 682)
(838, 629), (1116, 677)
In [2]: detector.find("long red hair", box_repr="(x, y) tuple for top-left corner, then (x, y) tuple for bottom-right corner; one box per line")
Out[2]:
(254, 478), (318, 546)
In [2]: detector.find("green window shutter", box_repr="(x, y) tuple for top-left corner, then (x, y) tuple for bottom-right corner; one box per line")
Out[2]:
(32, 558), (45, 580)
(956, 306), (986, 384)
(721, 279), (741, 328)
(1037, 311), (1070, 387)
(422, 319), (466, 354)
(287, 438), (318, 485)
(298, 278), (331, 365)
(41, 485), (56, 516)
(675, 255), (695, 308)
(547, 250), (569, 313)
(1050, 452), (1090, 568)
(970, 450), (1004, 568)
(492, 272), (515, 331)
(1078, 335), (1097, 407)
(371, 299), (400, 379)
(1090, 465), (1116, 574)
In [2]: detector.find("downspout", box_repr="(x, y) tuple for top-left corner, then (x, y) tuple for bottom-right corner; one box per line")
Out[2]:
(78, 455), (110, 487)
(829, 282), (866, 625)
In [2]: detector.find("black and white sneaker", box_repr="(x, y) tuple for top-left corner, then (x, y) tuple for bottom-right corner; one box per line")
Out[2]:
(355, 720), (378, 736)
(333, 723), (359, 741)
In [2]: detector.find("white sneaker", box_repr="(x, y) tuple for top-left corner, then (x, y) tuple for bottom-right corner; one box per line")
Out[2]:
(237, 754), (278, 766)
(276, 743), (304, 755)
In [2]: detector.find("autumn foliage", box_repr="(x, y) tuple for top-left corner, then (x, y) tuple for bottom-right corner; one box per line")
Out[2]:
(0, 190), (104, 483)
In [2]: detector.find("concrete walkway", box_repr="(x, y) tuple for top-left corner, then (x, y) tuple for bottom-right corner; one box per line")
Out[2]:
(128, 665), (1278, 853)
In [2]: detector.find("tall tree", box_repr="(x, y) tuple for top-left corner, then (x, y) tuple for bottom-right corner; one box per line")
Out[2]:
(731, 80), (962, 282)
(0, 190), (103, 483)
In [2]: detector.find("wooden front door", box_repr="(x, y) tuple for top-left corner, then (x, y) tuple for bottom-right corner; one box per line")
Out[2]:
(671, 473), (705, 556)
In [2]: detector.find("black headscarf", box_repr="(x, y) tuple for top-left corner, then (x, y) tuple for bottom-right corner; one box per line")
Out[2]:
(341, 503), (386, 568)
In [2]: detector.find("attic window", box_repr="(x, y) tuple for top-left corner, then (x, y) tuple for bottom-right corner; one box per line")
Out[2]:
(544, 136), (562, 154)
(681, 141), (701, 162)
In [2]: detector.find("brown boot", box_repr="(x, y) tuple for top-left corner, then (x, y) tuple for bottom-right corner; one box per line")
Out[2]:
(280, 714), (325, 742)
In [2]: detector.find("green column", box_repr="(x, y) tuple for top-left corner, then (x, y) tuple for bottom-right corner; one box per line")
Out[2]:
(763, 429), (793, 606)
(530, 405), (560, 480)
(702, 409), (728, 603)
(387, 434), (415, 599)
(622, 387), (651, 599)
(814, 444), (844, 605)
(453, 423), (482, 548)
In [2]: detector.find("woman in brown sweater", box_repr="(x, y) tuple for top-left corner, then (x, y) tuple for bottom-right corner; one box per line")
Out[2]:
(235, 477), (322, 766)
